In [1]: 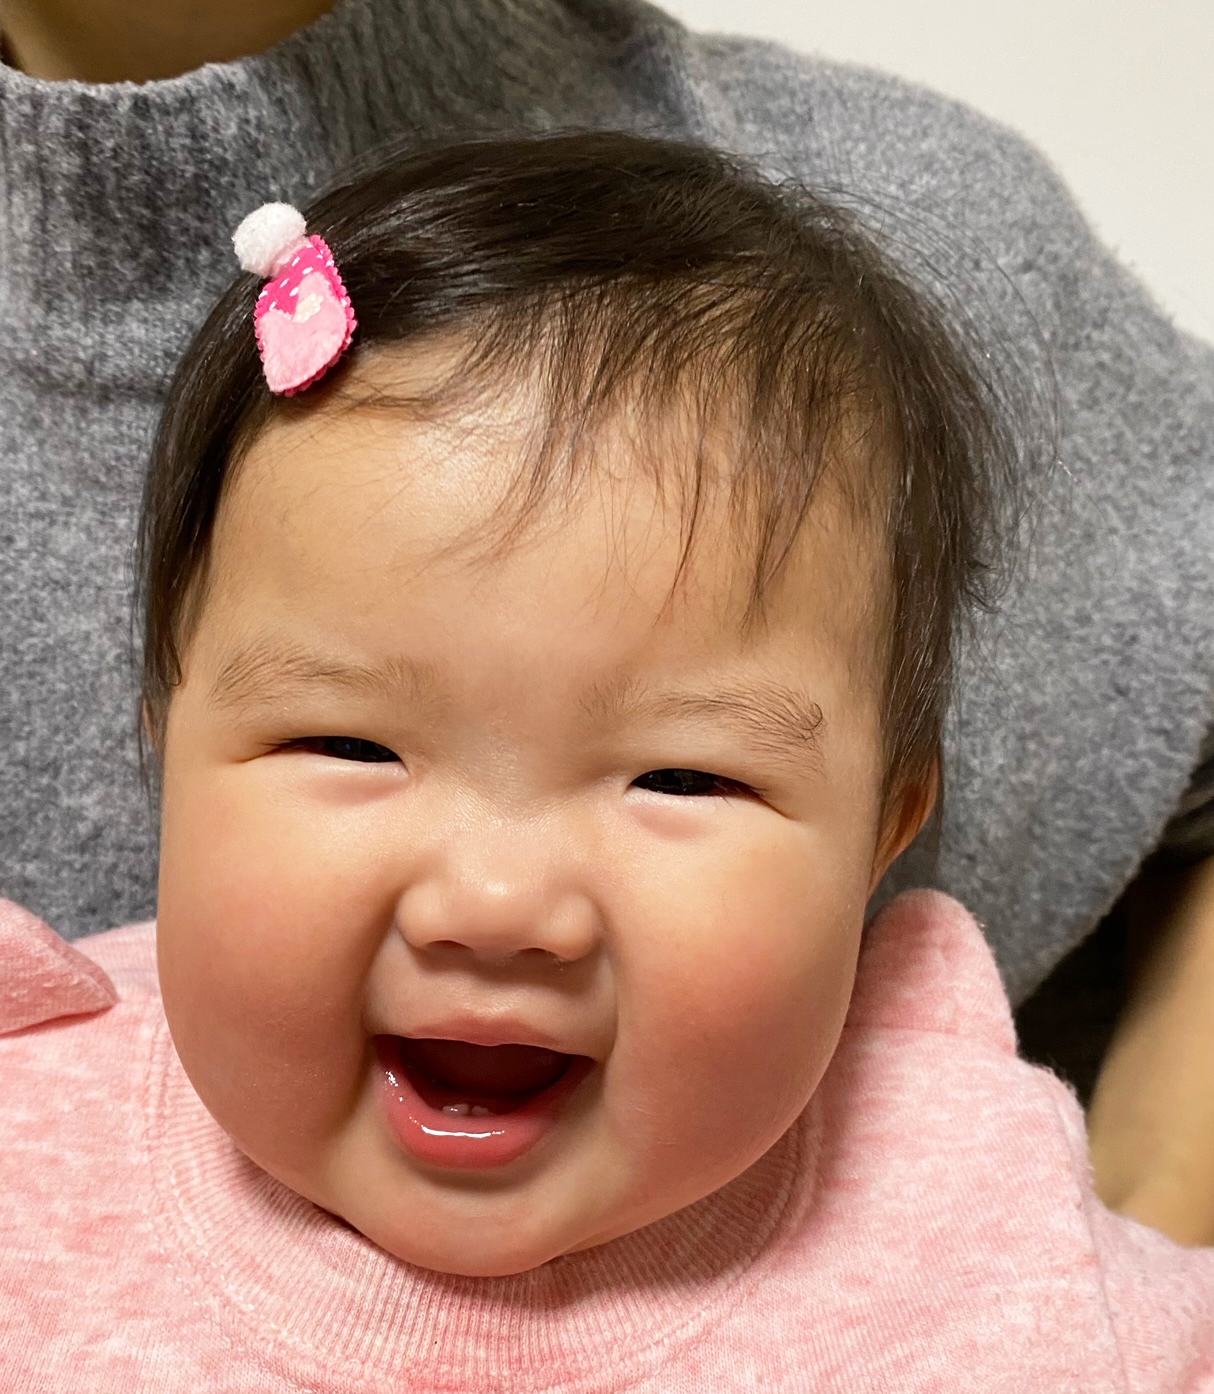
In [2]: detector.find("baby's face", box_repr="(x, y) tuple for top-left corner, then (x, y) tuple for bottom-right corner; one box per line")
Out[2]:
(157, 359), (919, 1276)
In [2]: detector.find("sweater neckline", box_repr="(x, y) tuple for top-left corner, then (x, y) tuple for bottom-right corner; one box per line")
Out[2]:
(0, 0), (365, 95)
(0, 0), (398, 390)
(0, 0), (659, 392)
(145, 1013), (821, 1390)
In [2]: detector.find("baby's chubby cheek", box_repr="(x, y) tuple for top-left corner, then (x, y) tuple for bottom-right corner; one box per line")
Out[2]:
(599, 847), (865, 1219)
(156, 779), (383, 1169)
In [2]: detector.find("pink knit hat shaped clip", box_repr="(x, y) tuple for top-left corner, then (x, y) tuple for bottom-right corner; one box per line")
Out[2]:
(233, 203), (357, 395)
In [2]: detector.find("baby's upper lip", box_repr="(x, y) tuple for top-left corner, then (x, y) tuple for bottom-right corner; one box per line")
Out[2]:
(398, 1016), (591, 1059)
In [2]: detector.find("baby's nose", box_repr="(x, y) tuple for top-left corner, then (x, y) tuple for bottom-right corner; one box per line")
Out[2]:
(394, 823), (600, 966)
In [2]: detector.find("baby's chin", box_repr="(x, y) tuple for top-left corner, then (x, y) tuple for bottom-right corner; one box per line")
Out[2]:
(247, 1136), (630, 1277)
(264, 1149), (699, 1277)
(356, 1207), (675, 1278)
(330, 1192), (618, 1278)
(322, 1153), (779, 1278)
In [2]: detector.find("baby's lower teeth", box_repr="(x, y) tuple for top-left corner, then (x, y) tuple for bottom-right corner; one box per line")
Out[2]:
(440, 1103), (493, 1117)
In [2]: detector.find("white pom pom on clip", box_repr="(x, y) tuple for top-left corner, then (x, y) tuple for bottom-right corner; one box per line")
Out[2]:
(232, 202), (309, 279)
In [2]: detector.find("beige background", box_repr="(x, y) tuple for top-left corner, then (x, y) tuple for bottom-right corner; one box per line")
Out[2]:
(663, 0), (1214, 345)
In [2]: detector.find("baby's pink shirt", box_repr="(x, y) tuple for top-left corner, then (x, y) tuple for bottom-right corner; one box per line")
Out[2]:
(3, 889), (1213, 1393)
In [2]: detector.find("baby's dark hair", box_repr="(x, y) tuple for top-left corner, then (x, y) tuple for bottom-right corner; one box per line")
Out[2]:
(140, 130), (1019, 805)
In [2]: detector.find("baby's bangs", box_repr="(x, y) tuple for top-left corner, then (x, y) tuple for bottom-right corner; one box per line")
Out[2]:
(141, 130), (1027, 807)
(318, 271), (888, 628)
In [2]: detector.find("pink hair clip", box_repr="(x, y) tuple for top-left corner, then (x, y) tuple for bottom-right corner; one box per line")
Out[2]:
(232, 203), (357, 395)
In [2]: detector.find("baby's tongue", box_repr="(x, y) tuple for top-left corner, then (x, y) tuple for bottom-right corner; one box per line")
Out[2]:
(401, 1038), (569, 1098)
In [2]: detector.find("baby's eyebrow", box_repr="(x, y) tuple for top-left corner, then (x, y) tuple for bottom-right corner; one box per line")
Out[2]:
(580, 676), (826, 768)
(208, 643), (825, 766)
(208, 640), (442, 712)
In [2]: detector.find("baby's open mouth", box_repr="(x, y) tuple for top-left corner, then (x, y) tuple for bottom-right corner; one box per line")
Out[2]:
(376, 1036), (596, 1169)
(394, 1037), (575, 1117)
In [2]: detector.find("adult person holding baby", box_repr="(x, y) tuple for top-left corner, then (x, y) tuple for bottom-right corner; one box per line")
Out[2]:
(1, 0), (1211, 1251)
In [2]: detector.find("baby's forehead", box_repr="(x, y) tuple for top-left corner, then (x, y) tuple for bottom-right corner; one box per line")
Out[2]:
(254, 336), (874, 522)
(250, 336), (890, 579)
(223, 364), (890, 700)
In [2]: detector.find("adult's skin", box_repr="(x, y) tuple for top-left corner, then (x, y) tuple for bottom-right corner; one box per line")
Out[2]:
(1089, 857), (1214, 1247)
(0, 0), (336, 81)
(3, 0), (1212, 1249)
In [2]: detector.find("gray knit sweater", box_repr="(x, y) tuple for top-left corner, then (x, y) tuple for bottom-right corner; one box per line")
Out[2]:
(2, 0), (1212, 1003)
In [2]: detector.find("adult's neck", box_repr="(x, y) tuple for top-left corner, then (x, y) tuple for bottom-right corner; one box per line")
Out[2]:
(0, 0), (338, 82)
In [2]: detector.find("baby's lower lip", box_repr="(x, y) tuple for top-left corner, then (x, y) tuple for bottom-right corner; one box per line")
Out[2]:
(374, 1037), (595, 1171)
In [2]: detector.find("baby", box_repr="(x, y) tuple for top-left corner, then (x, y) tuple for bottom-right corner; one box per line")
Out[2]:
(4, 132), (1214, 1390)
(145, 128), (973, 1279)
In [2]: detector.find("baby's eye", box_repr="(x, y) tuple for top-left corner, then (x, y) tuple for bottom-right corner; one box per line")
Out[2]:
(631, 768), (748, 798)
(293, 736), (401, 763)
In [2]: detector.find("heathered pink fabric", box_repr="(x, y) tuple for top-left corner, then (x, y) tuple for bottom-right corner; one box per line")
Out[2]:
(4, 890), (1214, 1392)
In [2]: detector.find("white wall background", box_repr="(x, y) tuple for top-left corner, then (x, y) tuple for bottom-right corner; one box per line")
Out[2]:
(661, 0), (1214, 345)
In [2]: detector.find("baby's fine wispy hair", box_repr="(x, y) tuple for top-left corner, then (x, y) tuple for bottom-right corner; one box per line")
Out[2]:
(140, 131), (1032, 805)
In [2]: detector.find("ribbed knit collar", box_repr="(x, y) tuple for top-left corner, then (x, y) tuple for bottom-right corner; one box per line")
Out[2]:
(0, 0), (671, 391)
(144, 1012), (820, 1389)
